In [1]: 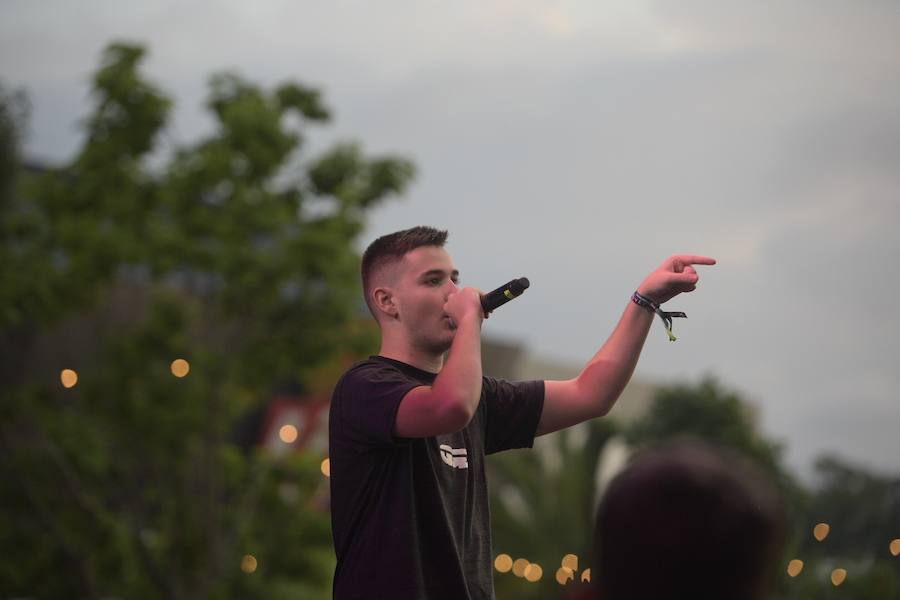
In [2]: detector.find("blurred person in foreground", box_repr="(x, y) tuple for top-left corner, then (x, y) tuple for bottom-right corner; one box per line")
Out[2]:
(591, 440), (786, 600)
(328, 226), (716, 599)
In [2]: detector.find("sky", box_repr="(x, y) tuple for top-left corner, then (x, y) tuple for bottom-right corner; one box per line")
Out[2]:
(2, 0), (899, 478)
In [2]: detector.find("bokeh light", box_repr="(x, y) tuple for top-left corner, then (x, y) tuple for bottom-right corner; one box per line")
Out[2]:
(60, 369), (78, 388)
(320, 457), (330, 477)
(556, 566), (574, 585)
(831, 568), (847, 586)
(813, 522), (830, 541)
(562, 553), (578, 572)
(494, 554), (513, 573)
(581, 568), (591, 583)
(170, 358), (190, 378)
(524, 563), (543, 582)
(512, 558), (529, 578)
(890, 539), (900, 556)
(279, 424), (298, 444)
(241, 554), (258, 574)
(787, 559), (804, 577)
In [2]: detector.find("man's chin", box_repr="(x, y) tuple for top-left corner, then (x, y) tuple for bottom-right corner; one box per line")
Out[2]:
(431, 331), (454, 355)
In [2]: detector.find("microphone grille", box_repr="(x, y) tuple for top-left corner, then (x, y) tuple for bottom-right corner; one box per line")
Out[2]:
(510, 277), (530, 294)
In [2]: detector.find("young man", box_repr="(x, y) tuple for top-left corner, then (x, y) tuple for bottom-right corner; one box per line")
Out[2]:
(329, 226), (715, 599)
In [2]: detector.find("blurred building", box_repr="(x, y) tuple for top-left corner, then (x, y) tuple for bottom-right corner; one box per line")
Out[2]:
(246, 336), (658, 458)
(236, 338), (655, 455)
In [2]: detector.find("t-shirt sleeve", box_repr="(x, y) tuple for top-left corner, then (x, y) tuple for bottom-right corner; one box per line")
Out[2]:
(482, 377), (545, 455)
(332, 362), (424, 449)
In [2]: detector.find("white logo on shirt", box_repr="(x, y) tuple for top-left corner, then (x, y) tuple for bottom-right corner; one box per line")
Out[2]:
(439, 444), (469, 469)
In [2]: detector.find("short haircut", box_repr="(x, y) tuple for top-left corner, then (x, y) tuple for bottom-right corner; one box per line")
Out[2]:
(593, 440), (785, 600)
(361, 226), (448, 320)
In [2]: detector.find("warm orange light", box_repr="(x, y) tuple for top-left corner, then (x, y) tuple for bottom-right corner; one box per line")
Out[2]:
(556, 567), (574, 585)
(786, 559), (804, 577)
(60, 369), (78, 388)
(524, 563), (543, 582)
(512, 558), (529, 578)
(279, 424), (298, 444)
(494, 554), (513, 573)
(320, 458), (331, 478)
(831, 568), (847, 586)
(813, 522), (830, 541)
(581, 568), (591, 583)
(170, 359), (190, 378)
(890, 539), (900, 556)
(561, 553), (578, 572)
(241, 554), (258, 573)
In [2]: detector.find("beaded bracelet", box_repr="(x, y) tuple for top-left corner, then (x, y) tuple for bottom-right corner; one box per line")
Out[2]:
(631, 291), (687, 342)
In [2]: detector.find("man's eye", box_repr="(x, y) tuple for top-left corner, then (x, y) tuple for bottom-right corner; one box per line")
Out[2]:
(428, 278), (441, 285)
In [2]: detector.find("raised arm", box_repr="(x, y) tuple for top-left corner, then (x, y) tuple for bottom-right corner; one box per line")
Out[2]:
(393, 287), (485, 438)
(536, 255), (716, 436)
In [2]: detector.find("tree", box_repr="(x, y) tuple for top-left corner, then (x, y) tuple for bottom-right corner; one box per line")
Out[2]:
(624, 376), (900, 600)
(0, 42), (412, 598)
(626, 377), (781, 469)
(778, 455), (900, 600)
(489, 376), (795, 599)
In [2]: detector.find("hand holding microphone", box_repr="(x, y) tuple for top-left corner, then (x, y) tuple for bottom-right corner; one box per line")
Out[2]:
(444, 277), (531, 329)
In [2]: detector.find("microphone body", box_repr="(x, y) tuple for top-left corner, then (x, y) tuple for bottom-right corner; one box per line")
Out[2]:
(481, 277), (530, 314)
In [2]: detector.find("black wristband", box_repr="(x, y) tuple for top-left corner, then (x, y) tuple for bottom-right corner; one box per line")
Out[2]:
(631, 291), (687, 342)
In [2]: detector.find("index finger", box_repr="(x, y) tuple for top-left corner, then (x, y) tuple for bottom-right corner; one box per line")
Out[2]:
(674, 255), (716, 266)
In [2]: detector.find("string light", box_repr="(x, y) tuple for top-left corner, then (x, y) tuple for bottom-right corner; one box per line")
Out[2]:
(170, 359), (190, 378)
(60, 369), (78, 388)
(494, 554), (513, 573)
(890, 539), (900, 556)
(556, 567), (574, 585)
(831, 568), (847, 586)
(241, 554), (258, 574)
(524, 564), (543, 582)
(561, 553), (578, 572)
(279, 424), (298, 444)
(320, 458), (331, 478)
(786, 559), (804, 577)
(581, 568), (591, 583)
(512, 558), (529, 578)
(813, 523), (830, 542)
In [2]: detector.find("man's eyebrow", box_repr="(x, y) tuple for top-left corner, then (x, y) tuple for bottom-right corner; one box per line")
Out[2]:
(419, 268), (460, 279)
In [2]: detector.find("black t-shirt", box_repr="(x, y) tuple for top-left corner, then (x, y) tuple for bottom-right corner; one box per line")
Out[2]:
(329, 355), (545, 600)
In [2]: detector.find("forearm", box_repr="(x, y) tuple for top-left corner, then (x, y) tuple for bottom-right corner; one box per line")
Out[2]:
(539, 255), (713, 436)
(575, 300), (653, 415)
(432, 316), (483, 423)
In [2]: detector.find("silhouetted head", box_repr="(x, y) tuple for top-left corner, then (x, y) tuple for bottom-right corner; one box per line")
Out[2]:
(593, 440), (785, 600)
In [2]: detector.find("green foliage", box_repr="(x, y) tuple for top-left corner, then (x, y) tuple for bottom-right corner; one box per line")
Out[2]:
(626, 375), (783, 471)
(776, 456), (900, 599)
(626, 375), (806, 525)
(488, 375), (899, 599)
(625, 377), (900, 600)
(0, 41), (412, 597)
(488, 418), (618, 599)
(803, 455), (900, 559)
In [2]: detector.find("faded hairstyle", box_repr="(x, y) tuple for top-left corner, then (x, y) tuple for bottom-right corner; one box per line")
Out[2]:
(361, 226), (448, 320)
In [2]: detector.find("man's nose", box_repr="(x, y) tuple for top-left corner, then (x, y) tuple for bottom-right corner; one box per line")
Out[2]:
(444, 280), (459, 299)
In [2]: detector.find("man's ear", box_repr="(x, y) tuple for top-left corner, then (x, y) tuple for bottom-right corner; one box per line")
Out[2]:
(372, 286), (399, 320)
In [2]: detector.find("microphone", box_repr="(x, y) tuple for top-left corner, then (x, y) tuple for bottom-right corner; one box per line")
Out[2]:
(481, 277), (530, 314)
